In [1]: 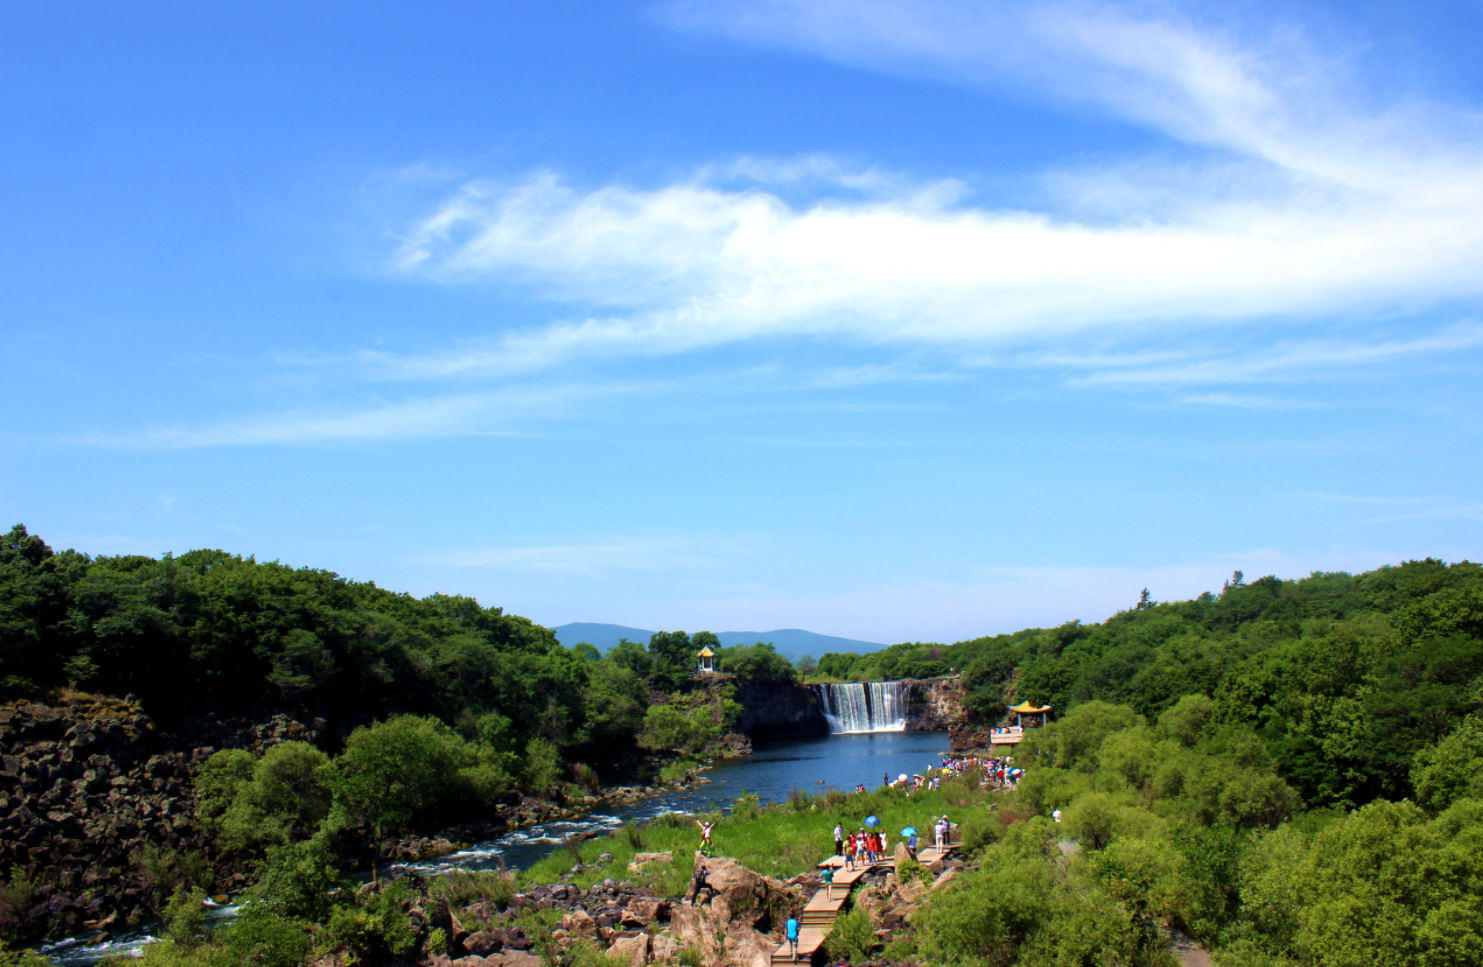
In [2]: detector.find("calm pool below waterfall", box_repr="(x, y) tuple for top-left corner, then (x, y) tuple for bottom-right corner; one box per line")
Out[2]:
(39, 731), (951, 965)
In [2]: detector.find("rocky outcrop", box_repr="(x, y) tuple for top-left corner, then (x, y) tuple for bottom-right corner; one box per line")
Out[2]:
(0, 699), (221, 938)
(733, 679), (830, 739)
(412, 855), (802, 967)
(902, 676), (964, 732)
(0, 696), (349, 940)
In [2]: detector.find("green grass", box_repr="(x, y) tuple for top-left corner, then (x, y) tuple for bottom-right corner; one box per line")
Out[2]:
(517, 773), (1001, 895)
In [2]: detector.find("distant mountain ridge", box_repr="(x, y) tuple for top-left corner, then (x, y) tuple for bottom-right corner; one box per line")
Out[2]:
(550, 622), (885, 660)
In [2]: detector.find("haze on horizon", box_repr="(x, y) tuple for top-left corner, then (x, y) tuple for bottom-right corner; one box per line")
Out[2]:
(3, 0), (1481, 644)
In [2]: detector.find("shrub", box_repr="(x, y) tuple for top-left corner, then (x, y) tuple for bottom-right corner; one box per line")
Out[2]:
(252, 836), (349, 922)
(0, 942), (51, 967)
(569, 762), (600, 792)
(135, 847), (213, 914)
(163, 887), (208, 947)
(0, 869), (39, 943)
(823, 907), (876, 962)
(324, 884), (416, 965)
(521, 738), (564, 794)
(428, 870), (517, 911)
(731, 792), (762, 822)
(216, 901), (311, 967)
(957, 812), (1003, 854)
(203, 743), (336, 853)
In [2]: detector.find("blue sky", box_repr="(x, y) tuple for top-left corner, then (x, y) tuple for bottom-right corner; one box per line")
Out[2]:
(4, 0), (1482, 644)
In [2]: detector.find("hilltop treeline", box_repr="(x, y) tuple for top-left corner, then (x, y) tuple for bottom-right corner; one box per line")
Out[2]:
(820, 560), (1483, 808)
(0, 524), (791, 781)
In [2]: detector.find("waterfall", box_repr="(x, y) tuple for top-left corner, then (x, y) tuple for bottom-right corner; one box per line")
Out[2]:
(816, 681), (909, 734)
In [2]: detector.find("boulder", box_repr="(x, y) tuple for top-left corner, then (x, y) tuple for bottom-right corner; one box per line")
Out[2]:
(897, 879), (927, 905)
(650, 934), (679, 964)
(463, 932), (500, 957)
(627, 851), (673, 873)
(621, 896), (668, 926)
(605, 934), (649, 967)
(690, 853), (771, 926)
(485, 953), (540, 967)
(894, 841), (914, 866)
(560, 907), (598, 940)
(722, 922), (776, 967)
(930, 868), (959, 892)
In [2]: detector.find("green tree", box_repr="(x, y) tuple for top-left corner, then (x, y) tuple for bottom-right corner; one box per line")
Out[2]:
(647, 630), (693, 689)
(1411, 714), (1483, 812)
(332, 715), (507, 861)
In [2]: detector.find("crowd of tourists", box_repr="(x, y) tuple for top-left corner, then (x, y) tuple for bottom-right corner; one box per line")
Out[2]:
(885, 752), (1024, 794)
(830, 823), (894, 870)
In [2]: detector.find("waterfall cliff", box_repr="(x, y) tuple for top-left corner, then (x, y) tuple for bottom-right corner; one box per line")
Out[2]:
(815, 681), (909, 733)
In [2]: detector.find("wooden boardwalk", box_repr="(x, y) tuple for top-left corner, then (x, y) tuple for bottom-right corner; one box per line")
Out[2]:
(770, 843), (956, 964)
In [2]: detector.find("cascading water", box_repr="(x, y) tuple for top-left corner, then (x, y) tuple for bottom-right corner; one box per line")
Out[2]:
(815, 681), (909, 733)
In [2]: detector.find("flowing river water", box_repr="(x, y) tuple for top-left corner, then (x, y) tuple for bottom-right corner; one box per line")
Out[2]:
(40, 731), (952, 965)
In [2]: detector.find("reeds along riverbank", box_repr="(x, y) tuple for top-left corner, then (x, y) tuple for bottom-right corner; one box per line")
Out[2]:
(518, 771), (1001, 897)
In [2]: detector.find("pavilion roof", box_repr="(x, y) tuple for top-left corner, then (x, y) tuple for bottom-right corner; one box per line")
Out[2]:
(697, 647), (716, 657)
(1008, 701), (1053, 713)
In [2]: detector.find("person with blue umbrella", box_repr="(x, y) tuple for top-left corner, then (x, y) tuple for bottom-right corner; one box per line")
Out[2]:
(901, 825), (919, 857)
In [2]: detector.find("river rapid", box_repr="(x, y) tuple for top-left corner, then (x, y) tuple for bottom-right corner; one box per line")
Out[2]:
(39, 731), (951, 965)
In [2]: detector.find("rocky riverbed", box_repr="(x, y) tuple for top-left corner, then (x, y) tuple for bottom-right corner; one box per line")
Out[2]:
(0, 693), (751, 947)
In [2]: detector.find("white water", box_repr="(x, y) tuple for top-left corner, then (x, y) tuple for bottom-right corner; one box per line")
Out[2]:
(816, 681), (909, 733)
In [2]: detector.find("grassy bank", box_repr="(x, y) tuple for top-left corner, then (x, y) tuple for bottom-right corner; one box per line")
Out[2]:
(519, 773), (1000, 896)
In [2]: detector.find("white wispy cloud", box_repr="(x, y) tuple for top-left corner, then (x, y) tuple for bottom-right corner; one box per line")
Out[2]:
(69, 385), (597, 449)
(421, 537), (726, 577)
(379, 2), (1483, 383)
(1051, 324), (1483, 388)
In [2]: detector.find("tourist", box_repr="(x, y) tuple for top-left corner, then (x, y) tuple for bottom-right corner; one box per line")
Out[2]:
(786, 916), (800, 961)
(697, 818), (715, 856)
(833, 822), (844, 857)
(935, 816), (947, 851)
(844, 831), (856, 870)
(689, 861), (714, 903)
(821, 865), (835, 900)
(907, 830), (919, 857)
(880, 829), (890, 860)
(1053, 808), (1062, 824)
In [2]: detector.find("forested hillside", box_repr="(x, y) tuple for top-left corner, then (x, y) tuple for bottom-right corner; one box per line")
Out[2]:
(816, 561), (1483, 809)
(0, 524), (798, 782)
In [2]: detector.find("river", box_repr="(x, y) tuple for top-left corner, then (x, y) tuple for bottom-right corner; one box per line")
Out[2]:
(411, 729), (952, 873)
(38, 730), (951, 965)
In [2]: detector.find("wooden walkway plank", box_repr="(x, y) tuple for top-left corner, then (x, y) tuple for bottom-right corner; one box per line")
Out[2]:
(774, 844), (960, 963)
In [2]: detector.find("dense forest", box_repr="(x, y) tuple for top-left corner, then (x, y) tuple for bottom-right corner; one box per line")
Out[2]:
(818, 561), (1483, 809)
(0, 524), (797, 788)
(5, 524), (1483, 967)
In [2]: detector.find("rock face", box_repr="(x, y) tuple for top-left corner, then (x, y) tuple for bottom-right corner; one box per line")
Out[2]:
(0, 697), (344, 940)
(902, 676), (964, 733)
(733, 679), (830, 739)
(0, 699), (229, 938)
